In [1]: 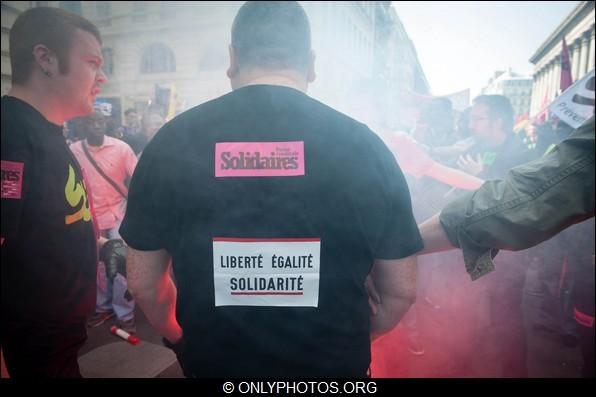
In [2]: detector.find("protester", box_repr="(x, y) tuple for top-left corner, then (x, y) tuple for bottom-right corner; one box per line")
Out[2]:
(70, 110), (138, 334)
(1, 7), (106, 377)
(122, 111), (164, 156)
(120, 1), (422, 377)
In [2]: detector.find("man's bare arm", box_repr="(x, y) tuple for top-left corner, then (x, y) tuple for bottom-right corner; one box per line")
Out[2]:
(384, 131), (483, 190)
(369, 255), (417, 340)
(417, 213), (456, 255)
(126, 247), (182, 343)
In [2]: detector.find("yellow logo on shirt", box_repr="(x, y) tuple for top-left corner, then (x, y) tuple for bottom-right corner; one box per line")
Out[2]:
(65, 164), (91, 225)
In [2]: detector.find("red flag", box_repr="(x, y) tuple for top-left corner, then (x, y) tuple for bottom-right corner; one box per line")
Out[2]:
(560, 38), (572, 92)
(515, 112), (529, 124)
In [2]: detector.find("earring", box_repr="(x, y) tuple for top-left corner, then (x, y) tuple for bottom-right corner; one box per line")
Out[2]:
(41, 68), (52, 78)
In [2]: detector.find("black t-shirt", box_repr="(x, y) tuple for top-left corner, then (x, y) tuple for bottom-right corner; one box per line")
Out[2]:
(1, 96), (97, 327)
(465, 133), (534, 179)
(120, 85), (423, 377)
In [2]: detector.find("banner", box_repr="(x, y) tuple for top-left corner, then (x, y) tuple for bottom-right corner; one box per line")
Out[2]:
(549, 69), (595, 129)
(166, 84), (177, 120)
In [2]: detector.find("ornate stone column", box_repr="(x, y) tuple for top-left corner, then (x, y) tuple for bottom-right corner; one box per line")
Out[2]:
(578, 32), (590, 79)
(536, 66), (546, 113)
(588, 28), (595, 73)
(531, 69), (542, 116)
(530, 72), (539, 116)
(544, 62), (553, 100)
(551, 57), (561, 97)
(571, 38), (582, 81)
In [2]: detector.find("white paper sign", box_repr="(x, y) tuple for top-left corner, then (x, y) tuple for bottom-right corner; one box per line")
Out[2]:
(549, 69), (595, 129)
(213, 238), (321, 307)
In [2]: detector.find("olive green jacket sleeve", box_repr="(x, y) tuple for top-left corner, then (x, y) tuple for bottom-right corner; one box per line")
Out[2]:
(439, 117), (595, 281)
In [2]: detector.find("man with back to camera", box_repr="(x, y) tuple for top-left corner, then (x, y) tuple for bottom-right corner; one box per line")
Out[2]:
(1, 7), (107, 377)
(120, 1), (422, 377)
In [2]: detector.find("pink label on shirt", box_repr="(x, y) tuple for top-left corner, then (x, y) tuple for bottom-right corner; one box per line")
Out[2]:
(215, 141), (305, 177)
(1, 160), (24, 199)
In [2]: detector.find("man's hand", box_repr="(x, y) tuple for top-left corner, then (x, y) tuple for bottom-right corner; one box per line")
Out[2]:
(100, 238), (127, 280)
(457, 154), (484, 176)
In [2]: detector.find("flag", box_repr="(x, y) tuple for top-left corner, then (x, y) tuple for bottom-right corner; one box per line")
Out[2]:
(166, 84), (177, 121)
(154, 84), (170, 114)
(514, 112), (529, 132)
(560, 38), (572, 92)
(154, 84), (178, 120)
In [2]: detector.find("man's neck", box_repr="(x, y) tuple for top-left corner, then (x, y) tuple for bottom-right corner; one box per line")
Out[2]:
(7, 83), (66, 126)
(87, 135), (105, 147)
(233, 69), (308, 93)
(487, 130), (508, 148)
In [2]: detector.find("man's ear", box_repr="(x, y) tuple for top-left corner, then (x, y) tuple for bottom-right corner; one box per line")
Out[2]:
(307, 49), (316, 83)
(226, 44), (239, 79)
(32, 44), (58, 77)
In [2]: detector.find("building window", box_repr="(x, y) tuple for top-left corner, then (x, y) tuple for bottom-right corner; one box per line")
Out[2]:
(97, 2), (111, 19)
(60, 1), (81, 15)
(141, 43), (176, 74)
(102, 48), (114, 76)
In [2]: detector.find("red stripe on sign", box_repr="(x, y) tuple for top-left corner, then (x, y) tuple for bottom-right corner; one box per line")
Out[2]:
(213, 237), (321, 242)
(231, 292), (304, 296)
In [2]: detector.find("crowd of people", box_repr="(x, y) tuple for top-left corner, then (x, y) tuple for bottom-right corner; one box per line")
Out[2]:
(362, 91), (593, 377)
(1, 2), (593, 379)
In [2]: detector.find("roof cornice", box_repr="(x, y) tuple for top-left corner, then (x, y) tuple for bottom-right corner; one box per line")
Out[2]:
(529, 1), (594, 64)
